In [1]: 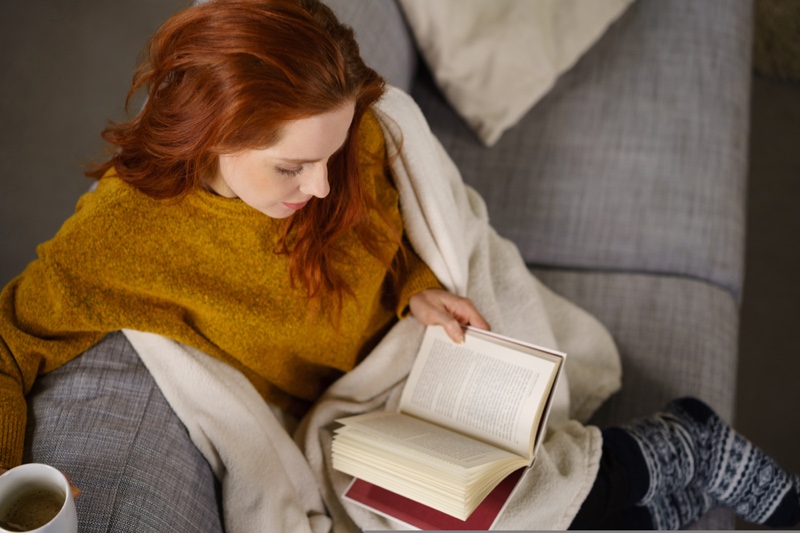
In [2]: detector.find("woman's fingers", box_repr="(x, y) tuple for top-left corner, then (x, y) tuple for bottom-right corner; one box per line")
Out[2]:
(408, 290), (490, 343)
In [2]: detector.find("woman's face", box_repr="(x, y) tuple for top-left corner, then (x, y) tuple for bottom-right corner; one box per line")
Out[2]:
(206, 102), (356, 218)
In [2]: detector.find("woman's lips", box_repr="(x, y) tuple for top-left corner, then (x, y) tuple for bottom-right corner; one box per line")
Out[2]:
(282, 199), (310, 211)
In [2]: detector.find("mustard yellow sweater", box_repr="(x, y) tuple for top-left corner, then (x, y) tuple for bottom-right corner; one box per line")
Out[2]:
(0, 112), (441, 468)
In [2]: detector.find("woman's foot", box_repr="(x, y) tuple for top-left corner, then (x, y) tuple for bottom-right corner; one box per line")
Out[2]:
(664, 397), (799, 527)
(623, 397), (799, 527)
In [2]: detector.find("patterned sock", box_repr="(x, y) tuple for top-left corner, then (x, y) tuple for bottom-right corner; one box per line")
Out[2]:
(623, 397), (800, 527)
(665, 397), (800, 527)
(590, 485), (714, 530)
(618, 405), (698, 504)
(639, 484), (715, 530)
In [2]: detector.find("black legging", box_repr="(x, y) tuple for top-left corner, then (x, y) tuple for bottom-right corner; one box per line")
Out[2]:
(569, 427), (653, 530)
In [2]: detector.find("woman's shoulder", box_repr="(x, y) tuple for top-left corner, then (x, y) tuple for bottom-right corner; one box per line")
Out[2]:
(78, 169), (220, 224)
(44, 171), (179, 258)
(66, 175), (143, 234)
(77, 170), (153, 214)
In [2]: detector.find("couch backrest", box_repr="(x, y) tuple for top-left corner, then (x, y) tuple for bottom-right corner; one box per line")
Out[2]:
(409, 0), (752, 301)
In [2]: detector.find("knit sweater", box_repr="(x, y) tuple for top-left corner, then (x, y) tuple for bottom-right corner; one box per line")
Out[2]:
(0, 111), (442, 469)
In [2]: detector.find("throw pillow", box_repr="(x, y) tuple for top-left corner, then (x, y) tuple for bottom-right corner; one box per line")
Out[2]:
(398, 0), (634, 146)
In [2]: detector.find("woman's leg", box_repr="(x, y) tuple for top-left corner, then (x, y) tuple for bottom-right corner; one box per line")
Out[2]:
(571, 425), (712, 530)
(569, 428), (653, 529)
(616, 397), (799, 528)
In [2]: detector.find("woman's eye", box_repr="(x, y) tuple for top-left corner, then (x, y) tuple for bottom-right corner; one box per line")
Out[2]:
(277, 166), (303, 177)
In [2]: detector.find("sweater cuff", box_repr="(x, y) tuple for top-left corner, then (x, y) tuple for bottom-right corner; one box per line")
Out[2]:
(0, 393), (27, 469)
(395, 247), (443, 318)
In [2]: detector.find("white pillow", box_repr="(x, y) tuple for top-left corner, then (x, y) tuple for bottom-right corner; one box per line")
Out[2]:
(398, 0), (633, 146)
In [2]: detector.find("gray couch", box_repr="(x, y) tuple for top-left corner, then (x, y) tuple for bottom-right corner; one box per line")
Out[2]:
(24, 0), (753, 530)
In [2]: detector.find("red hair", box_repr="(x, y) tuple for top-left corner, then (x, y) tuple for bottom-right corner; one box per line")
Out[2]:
(88, 0), (392, 306)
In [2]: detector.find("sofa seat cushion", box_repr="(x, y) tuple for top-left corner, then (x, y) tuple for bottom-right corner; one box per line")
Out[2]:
(530, 269), (738, 427)
(532, 269), (739, 530)
(24, 332), (223, 533)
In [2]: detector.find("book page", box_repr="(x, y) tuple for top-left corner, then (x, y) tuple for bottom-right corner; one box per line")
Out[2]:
(399, 326), (561, 458)
(335, 411), (520, 469)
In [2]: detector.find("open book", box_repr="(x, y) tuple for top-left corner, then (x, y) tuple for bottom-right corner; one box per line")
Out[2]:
(332, 325), (565, 523)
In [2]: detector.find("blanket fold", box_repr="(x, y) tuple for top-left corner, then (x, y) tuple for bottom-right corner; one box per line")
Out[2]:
(128, 86), (622, 531)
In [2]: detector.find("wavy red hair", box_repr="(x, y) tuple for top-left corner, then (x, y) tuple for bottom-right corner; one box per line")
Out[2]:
(87, 0), (391, 306)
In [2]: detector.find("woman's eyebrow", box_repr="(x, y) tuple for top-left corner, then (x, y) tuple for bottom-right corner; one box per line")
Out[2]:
(277, 156), (320, 164)
(276, 138), (349, 165)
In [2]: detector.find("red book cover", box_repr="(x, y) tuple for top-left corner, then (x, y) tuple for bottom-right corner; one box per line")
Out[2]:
(343, 468), (526, 530)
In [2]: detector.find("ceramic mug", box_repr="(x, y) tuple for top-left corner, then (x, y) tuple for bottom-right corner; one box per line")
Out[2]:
(0, 464), (77, 533)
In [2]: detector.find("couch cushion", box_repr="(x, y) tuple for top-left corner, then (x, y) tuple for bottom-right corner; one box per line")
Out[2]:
(25, 332), (223, 533)
(530, 269), (738, 426)
(413, 0), (752, 300)
(531, 268), (738, 529)
(324, 0), (418, 92)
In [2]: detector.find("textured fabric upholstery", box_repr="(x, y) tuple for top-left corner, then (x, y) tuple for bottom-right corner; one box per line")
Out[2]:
(531, 269), (739, 530)
(24, 332), (223, 533)
(412, 0), (752, 301)
(531, 269), (739, 426)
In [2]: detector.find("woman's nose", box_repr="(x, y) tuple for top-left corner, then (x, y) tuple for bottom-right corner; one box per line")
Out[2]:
(299, 164), (330, 198)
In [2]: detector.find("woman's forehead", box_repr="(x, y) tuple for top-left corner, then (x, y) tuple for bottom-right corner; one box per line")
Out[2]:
(264, 102), (355, 161)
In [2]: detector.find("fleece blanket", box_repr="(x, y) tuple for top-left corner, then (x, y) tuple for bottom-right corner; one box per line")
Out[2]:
(124, 86), (622, 531)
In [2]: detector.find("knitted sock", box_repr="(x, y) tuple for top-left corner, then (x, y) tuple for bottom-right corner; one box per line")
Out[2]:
(617, 405), (697, 504)
(666, 397), (800, 527)
(644, 485), (715, 530)
(580, 483), (714, 530)
(623, 397), (800, 527)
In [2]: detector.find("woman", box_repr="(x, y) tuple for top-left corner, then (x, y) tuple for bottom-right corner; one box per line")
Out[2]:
(0, 0), (797, 530)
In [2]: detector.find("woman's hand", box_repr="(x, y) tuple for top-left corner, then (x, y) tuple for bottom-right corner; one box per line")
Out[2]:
(408, 289), (490, 343)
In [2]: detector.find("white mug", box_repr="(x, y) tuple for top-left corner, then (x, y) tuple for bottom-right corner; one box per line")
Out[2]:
(0, 464), (77, 533)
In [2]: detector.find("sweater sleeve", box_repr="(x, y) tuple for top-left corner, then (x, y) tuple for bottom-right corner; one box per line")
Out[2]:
(0, 190), (117, 468)
(392, 236), (443, 318)
(0, 286), (29, 470)
(0, 253), (107, 468)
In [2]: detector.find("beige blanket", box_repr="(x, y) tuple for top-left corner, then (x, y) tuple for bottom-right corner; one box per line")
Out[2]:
(125, 86), (621, 531)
